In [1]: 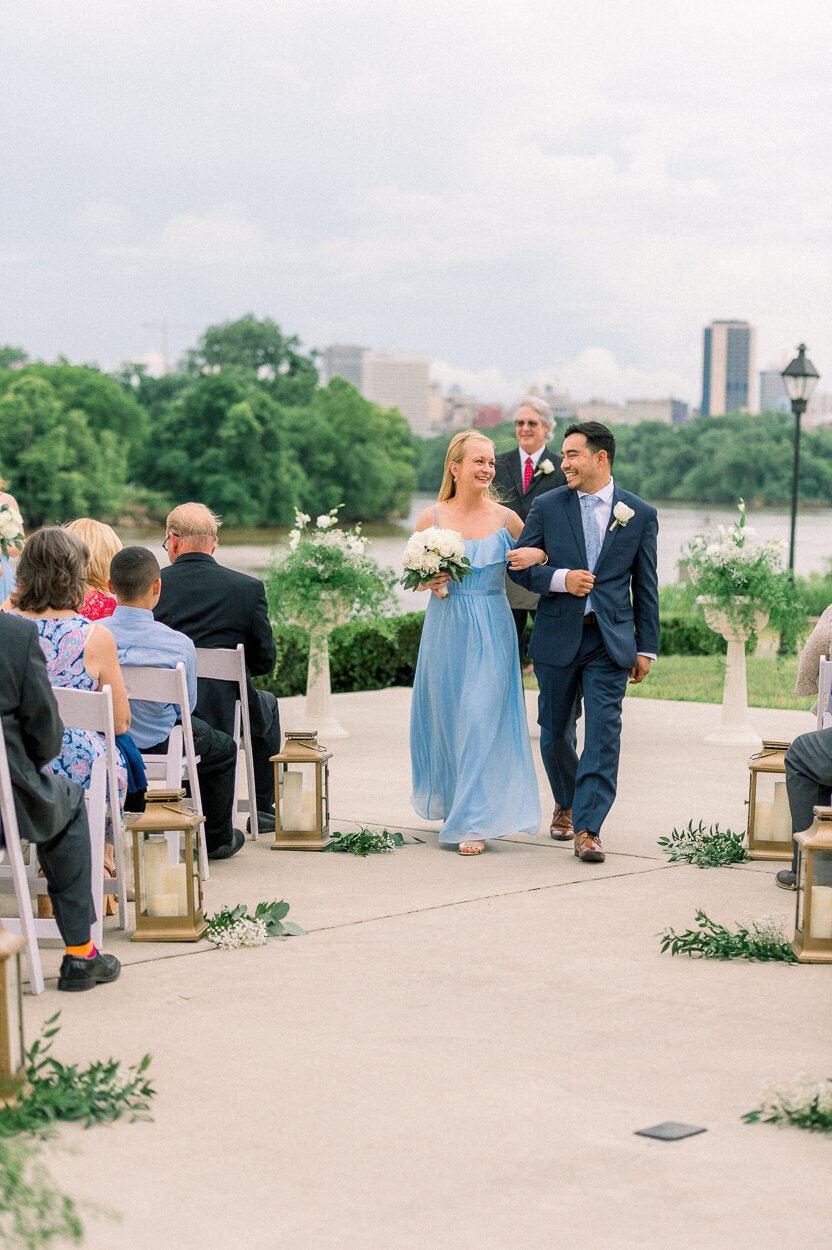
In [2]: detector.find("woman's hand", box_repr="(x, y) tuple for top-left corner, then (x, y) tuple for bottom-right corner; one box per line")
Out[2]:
(506, 546), (547, 570)
(419, 572), (451, 596)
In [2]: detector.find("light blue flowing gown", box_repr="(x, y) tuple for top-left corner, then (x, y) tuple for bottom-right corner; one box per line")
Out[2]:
(410, 516), (541, 843)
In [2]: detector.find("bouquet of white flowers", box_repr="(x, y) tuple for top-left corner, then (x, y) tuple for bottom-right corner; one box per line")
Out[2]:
(0, 501), (24, 558)
(401, 527), (472, 599)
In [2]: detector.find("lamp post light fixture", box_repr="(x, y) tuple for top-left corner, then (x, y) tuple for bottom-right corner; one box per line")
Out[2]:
(781, 344), (820, 574)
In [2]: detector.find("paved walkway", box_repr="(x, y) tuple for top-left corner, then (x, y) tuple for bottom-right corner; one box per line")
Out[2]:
(18, 690), (831, 1249)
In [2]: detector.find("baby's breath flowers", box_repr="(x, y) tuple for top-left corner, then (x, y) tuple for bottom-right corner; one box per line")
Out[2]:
(659, 908), (796, 961)
(204, 901), (305, 949)
(744, 1077), (832, 1134)
(207, 916), (269, 950)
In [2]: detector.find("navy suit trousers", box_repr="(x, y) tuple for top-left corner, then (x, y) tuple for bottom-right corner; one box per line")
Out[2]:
(535, 620), (629, 834)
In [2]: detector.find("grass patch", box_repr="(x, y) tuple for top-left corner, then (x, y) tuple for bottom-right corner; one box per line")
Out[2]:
(524, 656), (813, 710)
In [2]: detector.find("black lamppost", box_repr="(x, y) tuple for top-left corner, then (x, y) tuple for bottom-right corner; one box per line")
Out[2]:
(781, 344), (820, 574)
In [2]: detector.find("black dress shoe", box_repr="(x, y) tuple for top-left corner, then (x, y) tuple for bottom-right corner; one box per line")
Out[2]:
(776, 870), (797, 891)
(248, 810), (275, 834)
(58, 950), (121, 993)
(207, 828), (246, 860)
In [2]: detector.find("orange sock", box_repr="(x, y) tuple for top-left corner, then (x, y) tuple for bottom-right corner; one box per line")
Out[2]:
(65, 940), (95, 958)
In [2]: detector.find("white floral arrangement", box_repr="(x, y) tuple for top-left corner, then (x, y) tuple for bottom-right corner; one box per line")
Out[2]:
(533, 458), (556, 479)
(401, 527), (472, 599)
(206, 916), (269, 950)
(0, 501), (24, 558)
(609, 501), (635, 531)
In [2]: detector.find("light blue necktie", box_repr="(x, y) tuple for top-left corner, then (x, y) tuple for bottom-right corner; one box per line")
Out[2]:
(580, 494), (600, 615)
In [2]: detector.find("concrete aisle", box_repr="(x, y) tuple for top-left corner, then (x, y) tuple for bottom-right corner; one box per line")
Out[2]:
(22, 691), (830, 1250)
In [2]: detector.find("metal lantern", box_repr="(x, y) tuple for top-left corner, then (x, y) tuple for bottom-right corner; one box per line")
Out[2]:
(127, 798), (207, 942)
(746, 740), (794, 861)
(0, 921), (27, 1107)
(793, 805), (832, 963)
(270, 730), (333, 850)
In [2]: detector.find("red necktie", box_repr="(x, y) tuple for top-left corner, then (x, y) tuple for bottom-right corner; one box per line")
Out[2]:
(522, 456), (534, 493)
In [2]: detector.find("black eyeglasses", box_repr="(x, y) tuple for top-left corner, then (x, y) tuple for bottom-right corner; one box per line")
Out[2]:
(515, 420), (542, 429)
(162, 532), (177, 551)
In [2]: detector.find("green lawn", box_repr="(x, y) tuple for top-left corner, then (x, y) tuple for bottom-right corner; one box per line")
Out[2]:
(524, 655), (814, 711)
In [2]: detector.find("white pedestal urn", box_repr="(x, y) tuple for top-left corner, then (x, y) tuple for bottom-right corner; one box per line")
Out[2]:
(698, 596), (769, 748)
(298, 595), (351, 740)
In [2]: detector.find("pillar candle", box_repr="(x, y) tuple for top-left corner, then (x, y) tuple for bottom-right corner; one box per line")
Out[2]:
(149, 893), (179, 917)
(754, 800), (775, 841)
(143, 840), (168, 904)
(282, 771), (302, 830)
(773, 781), (791, 842)
(165, 864), (188, 915)
(809, 885), (832, 940)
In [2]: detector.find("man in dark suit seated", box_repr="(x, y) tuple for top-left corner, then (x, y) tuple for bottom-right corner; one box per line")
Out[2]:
(492, 396), (566, 668)
(0, 613), (121, 991)
(154, 503), (281, 832)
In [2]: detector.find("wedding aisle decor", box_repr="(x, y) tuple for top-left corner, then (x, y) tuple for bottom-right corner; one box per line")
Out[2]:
(326, 828), (415, 856)
(659, 909), (797, 962)
(684, 500), (806, 746)
(204, 900), (305, 949)
(268, 508), (398, 738)
(400, 526), (472, 598)
(657, 820), (748, 868)
(743, 1078), (832, 1135)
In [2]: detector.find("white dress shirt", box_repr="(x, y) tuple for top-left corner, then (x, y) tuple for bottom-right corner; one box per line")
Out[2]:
(520, 446), (546, 480)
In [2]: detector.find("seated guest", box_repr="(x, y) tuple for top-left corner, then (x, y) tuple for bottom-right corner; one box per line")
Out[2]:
(6, 528), (129, 854)
(0, 612), (121, 991)
(155, 503), (281, 831)
(107, 546), (244, 860)
(66, 518), (122, 621)
(778, 726), (832, 891)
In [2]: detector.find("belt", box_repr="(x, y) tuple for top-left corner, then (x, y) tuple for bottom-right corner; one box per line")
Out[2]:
(583, 610), (598, 627)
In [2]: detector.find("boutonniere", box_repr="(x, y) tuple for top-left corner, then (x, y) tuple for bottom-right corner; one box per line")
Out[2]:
(609, 501), (635, 532)
(532, 458), (555, 480)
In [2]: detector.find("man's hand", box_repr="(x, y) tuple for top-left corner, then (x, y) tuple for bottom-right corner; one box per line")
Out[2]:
(629, 655), (652, 684)
(565, 569), (595, 597)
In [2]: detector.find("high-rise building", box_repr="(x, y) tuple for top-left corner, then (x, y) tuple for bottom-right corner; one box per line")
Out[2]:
(321, 344), (367, 389)
(759, 369), (789, 413)
(360, 351), (431, 436)
(701, 320), (755, 415)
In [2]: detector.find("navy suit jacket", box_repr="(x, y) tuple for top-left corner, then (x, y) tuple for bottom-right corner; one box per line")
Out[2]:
(509, 484), (660, 669)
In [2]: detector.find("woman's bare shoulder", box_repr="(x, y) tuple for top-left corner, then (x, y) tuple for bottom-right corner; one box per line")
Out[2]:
(414, 505), (439, 533)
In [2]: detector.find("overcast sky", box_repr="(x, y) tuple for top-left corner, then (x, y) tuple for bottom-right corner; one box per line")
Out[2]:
(2, 0), (830, 404)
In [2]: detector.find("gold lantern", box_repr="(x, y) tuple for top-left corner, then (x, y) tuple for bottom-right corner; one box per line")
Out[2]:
(127, 798), (207, 942)
(0, 921), (27, 1107)
(746, 740), (794, 861)
(270, 730), (333, 850)
(793, 805), (832, 963)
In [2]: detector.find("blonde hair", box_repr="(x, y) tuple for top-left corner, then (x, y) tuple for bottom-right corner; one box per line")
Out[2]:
(65, 518), (122, 593)
(438, 430), (496, 503)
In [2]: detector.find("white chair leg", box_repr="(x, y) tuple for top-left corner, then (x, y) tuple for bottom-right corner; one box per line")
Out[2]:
(4, 836), (44, 995)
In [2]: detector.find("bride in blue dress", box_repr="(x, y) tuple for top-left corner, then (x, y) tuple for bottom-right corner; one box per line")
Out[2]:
(409, 430), (546, 854)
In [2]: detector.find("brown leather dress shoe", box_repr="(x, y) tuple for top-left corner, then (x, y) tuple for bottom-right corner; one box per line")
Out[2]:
(550, 805), (574, 840)
(574, 830), (605, 862)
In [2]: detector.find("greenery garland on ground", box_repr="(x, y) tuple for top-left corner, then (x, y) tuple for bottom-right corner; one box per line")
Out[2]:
(204, 900), (305, 949)
(326, 828), (414, 856)
(658, 820), (749, 868)
(659, 909), (797, 962)
(0, 1138), (82, 1249)
(743, 1078), (832, 1134)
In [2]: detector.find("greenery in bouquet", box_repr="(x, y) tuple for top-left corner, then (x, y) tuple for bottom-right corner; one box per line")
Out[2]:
(267, 507), (398, 632)
(683, 499), (807, 651)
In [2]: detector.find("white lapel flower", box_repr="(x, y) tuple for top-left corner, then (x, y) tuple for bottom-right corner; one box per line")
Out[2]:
(609, 501), (635, 532)
(532, 458), (555, 479)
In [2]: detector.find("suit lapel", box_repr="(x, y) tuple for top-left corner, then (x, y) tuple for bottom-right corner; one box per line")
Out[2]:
(508, 449), (524, 499)
(525, 445), (555, 499)
(564, 489), (588, 564)
(593, 485), (623, 574)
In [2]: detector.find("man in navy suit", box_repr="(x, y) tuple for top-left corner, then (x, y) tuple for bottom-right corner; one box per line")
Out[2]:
(509, 421), (659, 862)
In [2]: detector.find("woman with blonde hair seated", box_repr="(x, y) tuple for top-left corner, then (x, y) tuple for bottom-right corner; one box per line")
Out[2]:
(65, 518), (122, 620)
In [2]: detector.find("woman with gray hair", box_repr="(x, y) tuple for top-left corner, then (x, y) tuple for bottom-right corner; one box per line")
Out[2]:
(493, 396), (566, 666)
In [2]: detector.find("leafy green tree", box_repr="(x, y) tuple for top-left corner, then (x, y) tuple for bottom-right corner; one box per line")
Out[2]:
(0, 345), (27, 369)
(185, 313), (319, 407)
(0, 376), (126, 526)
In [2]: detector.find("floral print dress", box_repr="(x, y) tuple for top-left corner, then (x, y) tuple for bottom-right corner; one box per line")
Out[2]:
(29, 616), (127, 844)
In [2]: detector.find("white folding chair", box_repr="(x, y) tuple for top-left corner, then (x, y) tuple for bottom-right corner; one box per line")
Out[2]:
(51, 684), (128, 930)
(194, 645), (260, 841)
(818, 655), (832, 730)
(120, 662), (209, 879)
(0, 704), (108, 994)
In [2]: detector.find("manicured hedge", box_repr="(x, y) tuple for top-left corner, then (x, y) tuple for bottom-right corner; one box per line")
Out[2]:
(254, 607), (742, 698)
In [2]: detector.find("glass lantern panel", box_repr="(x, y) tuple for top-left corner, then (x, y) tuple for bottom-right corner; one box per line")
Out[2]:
(751, 773), (789, 842)
(3, 955), (22, 1075)
(796, 852), (805, 932)
(142, 834), (189, 918)
(280, 766), (318, 831)
(808, 850), (832, 941)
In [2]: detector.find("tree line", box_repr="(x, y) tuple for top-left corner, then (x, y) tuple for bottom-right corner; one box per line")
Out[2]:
(416, 412), (832, 506)
(0, 315), (418, 528)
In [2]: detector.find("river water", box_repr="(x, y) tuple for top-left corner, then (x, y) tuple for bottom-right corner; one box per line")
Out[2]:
(124, 496), (831, 614)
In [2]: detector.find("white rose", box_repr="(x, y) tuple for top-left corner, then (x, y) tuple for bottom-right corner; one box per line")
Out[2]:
(610, 501), (635, 531)
(316, 514), (336, 529)
(539, 459), (554, 475)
